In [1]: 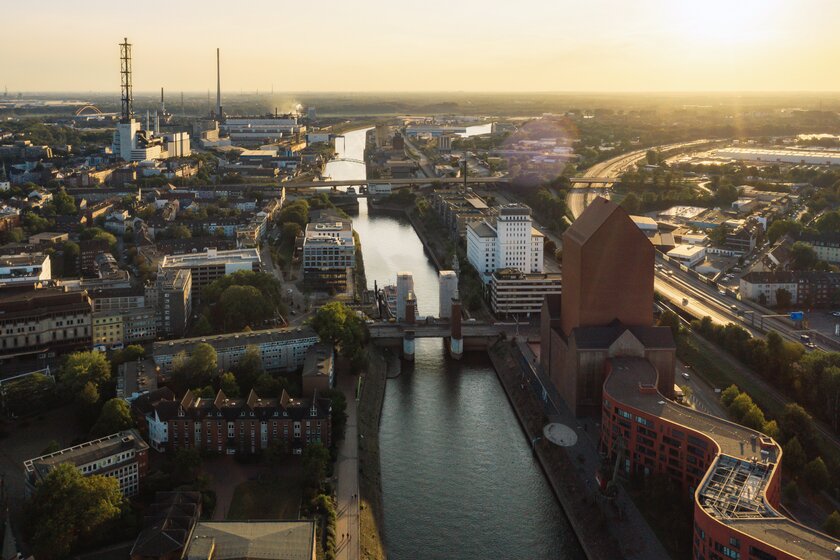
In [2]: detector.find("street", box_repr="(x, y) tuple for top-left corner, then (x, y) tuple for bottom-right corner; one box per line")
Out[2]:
(334, 373), (360, 560)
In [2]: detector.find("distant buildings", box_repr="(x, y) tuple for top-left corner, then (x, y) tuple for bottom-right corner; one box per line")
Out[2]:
(23, 429), (149, 498)
(222, 115), (304, 145)
(0, 289), (92, 361)
(152, 326), (318, 374)
(159, 247), (260, 303)
(716, 146), (840, 166)
(541, 197), (675, 417)
(302, 216), (355, 291)
(797, 231), (840, 264)
(666, 244), (706, 268)
(148, 388), (330, 455)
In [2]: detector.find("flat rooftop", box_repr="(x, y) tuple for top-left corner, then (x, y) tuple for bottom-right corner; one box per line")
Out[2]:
(24, 429), (148, 476)
(160, 248), (260, 268)
(605, 357), (840, 558)
(154, 326), (318, 356)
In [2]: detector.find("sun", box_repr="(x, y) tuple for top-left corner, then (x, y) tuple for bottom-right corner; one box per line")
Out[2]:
(666, 0), (782, 47)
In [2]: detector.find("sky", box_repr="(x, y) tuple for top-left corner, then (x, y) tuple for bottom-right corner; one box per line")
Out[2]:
(4, 0), (840, 93)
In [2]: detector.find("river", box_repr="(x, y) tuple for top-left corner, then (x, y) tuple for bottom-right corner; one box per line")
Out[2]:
(330, 128), (583, 559)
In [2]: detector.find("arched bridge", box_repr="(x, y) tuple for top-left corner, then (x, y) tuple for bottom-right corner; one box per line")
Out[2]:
(74, 105), (103, 116)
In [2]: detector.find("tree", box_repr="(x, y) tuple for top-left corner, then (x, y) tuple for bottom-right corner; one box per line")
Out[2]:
(60, 351), (111, 401)
(729, 392), (754, 421)
(783, 436), (807, 473)
(823, 511), (840, 538)
(775, 288), (792, 308)
(762, 419), (780, 439)
(165, 223), (192, 239)
(780, 403), (816, 451)
(741, 404), (766, 431)
(310, 302), (367, 361)
(321, 388), (347, 445)
(767, 219), (801, 244)
(657, 310), (681, 338)
(782, 481), (799, 504)
(253, 372), (289, 396)
(720, 385), (741, 408)
(192, 315), (213, 336)
(620, 192), (641, 214)
(646, 149), (659, 165)
(790, 241), (818, 270)
(25, 463), (125, 559)
(709, 224), (730, 247)
(90, 398), (135, 437)
(61, 240), (79, 276)
(53, 189), (77, 215)
(219, 372), (241, 398)
(173, 448), (201, 484)
(234, 345), (264, 394)
(172, 343), (218, 392)
(282, 222), (302, 243)
(219, 284), (270, 331)
(302, 443), (330, 490)
(803, 457), (830, 492)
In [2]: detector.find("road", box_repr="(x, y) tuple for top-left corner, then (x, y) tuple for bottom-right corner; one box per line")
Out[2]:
(335, 373), (360, 560)
(401, 134), (437, 179)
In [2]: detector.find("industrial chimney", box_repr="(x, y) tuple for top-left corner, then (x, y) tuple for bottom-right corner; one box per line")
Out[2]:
(216, 48), (223, 121)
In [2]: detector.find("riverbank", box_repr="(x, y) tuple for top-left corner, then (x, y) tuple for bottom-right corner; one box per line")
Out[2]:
(488, 340), (622, 560)
(358, 347), (388, 560)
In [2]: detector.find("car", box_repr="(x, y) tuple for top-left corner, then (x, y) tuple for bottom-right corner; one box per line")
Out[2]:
(832, 311), (840, 317)
(719, 289), (727, 296)
(682, 372), (690, 380)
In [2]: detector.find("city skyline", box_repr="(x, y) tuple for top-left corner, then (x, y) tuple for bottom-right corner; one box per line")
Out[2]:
(4, 0), (840, 93)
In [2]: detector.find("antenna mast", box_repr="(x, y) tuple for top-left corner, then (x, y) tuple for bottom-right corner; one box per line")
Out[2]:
(119, 38), (133, 123)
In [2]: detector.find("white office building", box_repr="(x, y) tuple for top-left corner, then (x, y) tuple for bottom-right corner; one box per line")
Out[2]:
(466, 204), (544, 284)
(0, 253), (51, 285)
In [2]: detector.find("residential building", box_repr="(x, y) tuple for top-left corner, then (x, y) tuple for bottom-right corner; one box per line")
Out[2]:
(151, 388), (330, 455)
(92, 310), (124, 348)
(540, 197), (675, 417)
(724, 222), (759, 255)
(798, 231), (840, 264)
(302, 217), (355, 291)
(430, 189), (491, 236)
(123, 307), (157, 344)
(79, 239), (110, 277)
(740, 270), (840, 307)
(438, 270), (458, 319)
(302, 343), (334, 397)
(146, 268), (192, 338)
(129, 491), (202, 560)
(0, 289), (92, 360)
(490, 268), (562, 317)
(159, 248), (260, 303)
(152, 326), (318, 374)
(466, 204), (544, 284)
(0, 253), (51, 286)
(23, 429), (149, 498)
(89, 286), (146, 312)
(600, 356), (839, 560)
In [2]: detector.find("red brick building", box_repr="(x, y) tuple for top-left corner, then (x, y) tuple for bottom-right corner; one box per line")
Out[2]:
(600, 357), (839, 560)
(150, 388), (331, 455)
(541, 197), (675, 416)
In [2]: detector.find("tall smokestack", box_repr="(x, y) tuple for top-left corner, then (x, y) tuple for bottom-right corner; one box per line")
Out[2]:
(216, 47), (222, 121)
(160, 87), (165, 112)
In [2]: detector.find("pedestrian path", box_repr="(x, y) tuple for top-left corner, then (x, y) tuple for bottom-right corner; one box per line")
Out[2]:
(335, 374), (360, 560)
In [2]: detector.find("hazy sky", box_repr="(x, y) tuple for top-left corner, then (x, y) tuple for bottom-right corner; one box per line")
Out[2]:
(4, 0), (840, 93)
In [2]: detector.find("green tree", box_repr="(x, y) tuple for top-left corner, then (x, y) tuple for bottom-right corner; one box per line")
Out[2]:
(782, 481), (799, 504)
(53, 189), (77, 215)
(61, 240), (79, 276)
(321, 388), (348, 445)
(25, 464), (125, 560)
(90, 398), (135, 437)
(762, 419), (780, 439)
(775, 288), (792, 308)
(219, 372), (241, 398)
(253, 372), (290, 396)
(790, 241), (818, 270)
(720, 384), (741, 408)
(783, 436), (807, 473)
(234, 345), (264, 394)
(60, 351), (111, 401)
(302, 443), (330, 490)
(823, 511), (840, 538)
(709, 224), (730, 247)
(173, 448), (201, 484)
(172, 343), (218, 392)
(767, 219), (802, 244)
(729, 392), (754, 421)
(620, 192), (641, 214)
(310, 302), (367, 362)
(646, 149), (659, 165)
(803, 457), (830, 492)
(219, 284), (270, 330)
(165, 223), (192, 239)
(656, 310), (681, 338)
(741, 404), (767, 431)
(780, 403), (816, 451)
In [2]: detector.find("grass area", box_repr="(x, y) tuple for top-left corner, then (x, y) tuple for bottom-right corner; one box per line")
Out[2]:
(358, 348), (387, 560)
(227, 469), (303, 520)
(676, 335), (733, 390)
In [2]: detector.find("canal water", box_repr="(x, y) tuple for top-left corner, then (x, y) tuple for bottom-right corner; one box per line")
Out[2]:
(331, 128), (583, 559)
